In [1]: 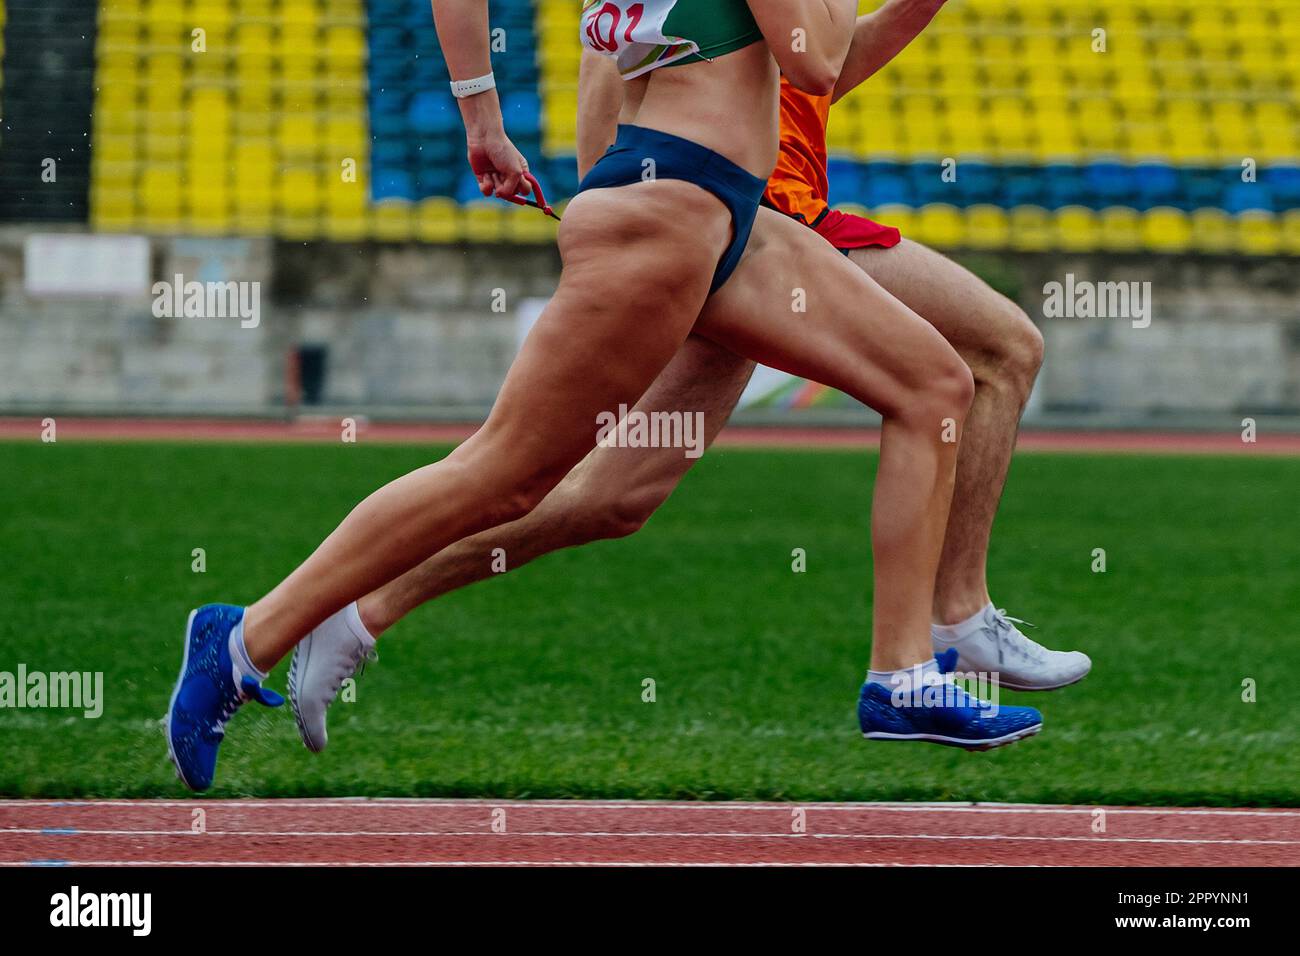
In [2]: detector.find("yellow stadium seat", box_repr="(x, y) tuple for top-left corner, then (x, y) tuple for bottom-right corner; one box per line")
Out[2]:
(84, 0), (1300, 250)
(325, 179), (367, 236)
(278, 167), (321, 217)
(913, 204), (965, 249)
(546, 88), (578, 145)
(324, 26), (365, 63)
(1054, 206), (1101, 252)
(187, 187), (231, 234)
(868, 204), (914, 240)
(324, 117), (365, 153)
(279, 114), (320, 161)
(233, 142), (275, 223)
(145, 130), (184, 162)
(505, 205), (559, 244)
(416, 198), (463, 244)
(95, 202), (138, 231)
(462, 202), (507, 243)
(964, 204), (1011, 249)
(1190, 208), (1235, 254)
(1008, 205), (1055, 252)
(1236, 211), (1282, 256)
(281, 0), (319, 29)
(323, 214), (369, 242)
(1098, 206), (1144, 252)
(1280, 210), (1300, 256)
(140, 165), (183, 228)
(372, 202), (414, 241)
(1141, 207), (1194, 253)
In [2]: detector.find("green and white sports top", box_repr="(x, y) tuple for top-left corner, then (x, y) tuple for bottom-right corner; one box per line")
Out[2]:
(580, 0), (765, 79)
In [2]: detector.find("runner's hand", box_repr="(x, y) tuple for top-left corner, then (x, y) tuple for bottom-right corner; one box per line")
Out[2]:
(467, 129), (531, 199)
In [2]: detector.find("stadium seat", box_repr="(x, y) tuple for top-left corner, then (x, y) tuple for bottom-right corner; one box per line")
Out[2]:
(1141, 207), (1195, 252)
(406, 91), (460, 136)
(1223, 182), (1275, 214)
(1055, 206), (1101, 252)
(82, 0), (1300, 249)
(1262, 165), (1300, 208)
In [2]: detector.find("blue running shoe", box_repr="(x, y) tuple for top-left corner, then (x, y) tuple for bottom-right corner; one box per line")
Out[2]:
(166, 604), (284, 791)
(858, 649), (1042, 751)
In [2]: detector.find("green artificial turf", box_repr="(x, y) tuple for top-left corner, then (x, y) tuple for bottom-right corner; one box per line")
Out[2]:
(0, 440), (1296, 804)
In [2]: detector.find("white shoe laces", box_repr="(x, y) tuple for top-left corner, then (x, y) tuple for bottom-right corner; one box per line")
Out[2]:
(209, 682), (248, 740)
(322, 637), (377, 705)
(985, 607), (1048, 665)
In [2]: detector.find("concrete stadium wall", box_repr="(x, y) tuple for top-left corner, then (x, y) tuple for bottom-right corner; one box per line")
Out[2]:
(1, 226), (1297, 428)
(1020, 255), (1299, 420)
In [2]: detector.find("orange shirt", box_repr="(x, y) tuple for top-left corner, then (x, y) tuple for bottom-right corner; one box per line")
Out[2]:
(764, 77), (833, 225)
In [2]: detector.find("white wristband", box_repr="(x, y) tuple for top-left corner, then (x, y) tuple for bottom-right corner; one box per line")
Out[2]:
(450, 72), (496, 98)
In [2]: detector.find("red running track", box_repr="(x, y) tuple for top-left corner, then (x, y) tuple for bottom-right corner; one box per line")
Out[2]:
(2, 416), (1300, 455)
(2, 800), (1298, 866)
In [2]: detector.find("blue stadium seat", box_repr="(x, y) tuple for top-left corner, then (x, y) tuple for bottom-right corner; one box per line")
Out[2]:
(369, 112), (410, 140)
(416, 166), (458, 197)
(1134, 162), (1182, 209)
(401, 0), (433, 27)
(826, 157), (865, 206)
(416, 54), (451, 84)
(407, 91), (460, 135)
(547, 157), (580, 199)
(373, 169), (417, 201)
(909, 163), (954, 206)
(455, 171), (490, 204)
(372, 140), (411, 166)
(1262, 165), (1300, 208)
(370, 54), (410, 87)
(370, 26), (407, 51)
(1223, 181), (1274, 213)
(950, 161), (999, 207)
(861, 161), (911, 207)
(418, 136), (460, 166)
(368, 0), (543, 203)
(1182, 167), (1229, 209)
(369, 0), (408, 19)
(501, 91), (543, 137)
(1084, 162), (1136, 207)
(1029, 163), (1080, 208)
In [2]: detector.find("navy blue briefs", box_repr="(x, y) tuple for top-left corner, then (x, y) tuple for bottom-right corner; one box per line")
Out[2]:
(577, 124), (766, 294)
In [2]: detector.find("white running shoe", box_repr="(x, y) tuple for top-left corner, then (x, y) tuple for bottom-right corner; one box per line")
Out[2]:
(931, 605), (1091, 691)
(288, 603), (377, 752)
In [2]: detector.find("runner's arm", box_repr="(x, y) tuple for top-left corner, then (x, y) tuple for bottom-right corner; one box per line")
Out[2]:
(577, 50), (623, 180)
(831, 0), (949, 104)
(429, 0), (530, 198)
(747, 0), (858, 95)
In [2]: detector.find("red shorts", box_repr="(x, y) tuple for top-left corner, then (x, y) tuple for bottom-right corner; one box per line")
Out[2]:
(811, 207), (901, 252)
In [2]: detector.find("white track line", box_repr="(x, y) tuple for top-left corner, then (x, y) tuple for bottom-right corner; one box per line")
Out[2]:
(3, 828), (1295, 846)
(2, 800), (1297, 816)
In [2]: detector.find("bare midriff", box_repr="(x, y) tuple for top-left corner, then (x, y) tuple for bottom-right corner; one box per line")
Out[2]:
(620, 43), (780, 181)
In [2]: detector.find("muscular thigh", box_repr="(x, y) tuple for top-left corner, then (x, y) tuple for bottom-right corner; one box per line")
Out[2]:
(470, 180), (734, 484)
(848, 239), (1027, 369)
(695, 207), (963, 417)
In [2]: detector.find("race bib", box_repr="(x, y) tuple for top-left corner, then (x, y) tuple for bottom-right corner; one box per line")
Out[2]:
(580, 0), (700, 79)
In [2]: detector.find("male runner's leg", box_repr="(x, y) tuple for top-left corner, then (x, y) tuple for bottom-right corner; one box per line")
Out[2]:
(847, 239), (1088, 690)
(848, 240), (1040, 622)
